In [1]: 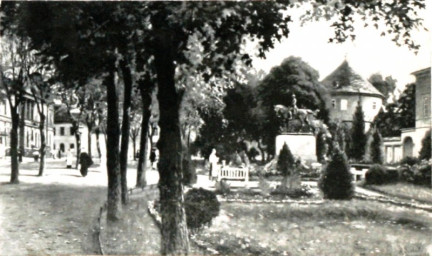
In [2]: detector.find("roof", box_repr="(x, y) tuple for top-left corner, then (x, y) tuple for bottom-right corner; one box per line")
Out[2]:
(411, 67), (431, 76)
(321, 60), (384, 99)
(54, 105), (74, 123)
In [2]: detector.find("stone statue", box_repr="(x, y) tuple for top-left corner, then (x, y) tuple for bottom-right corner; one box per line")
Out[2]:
(274, 94), (320, 132)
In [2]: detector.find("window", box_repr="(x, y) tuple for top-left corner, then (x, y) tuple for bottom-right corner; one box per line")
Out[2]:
(340, 99), (348, 110)
(70, 143), (75, 149)
(53, 144), (56, 150)
(424, 96), (430, 116)
(53, 128), (56, 136)
(60, 143), (65, 152)
(331, 99), (336, 109)
(70, 127), (74, 135)
(60, 127), (65, 136)
(372, 102), (376, 110)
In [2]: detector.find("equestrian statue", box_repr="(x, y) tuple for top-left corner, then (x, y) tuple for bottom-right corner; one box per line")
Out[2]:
(274, 94), (319, 132)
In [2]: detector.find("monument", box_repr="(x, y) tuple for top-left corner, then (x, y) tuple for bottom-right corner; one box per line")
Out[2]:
(274, 94), (318, 163)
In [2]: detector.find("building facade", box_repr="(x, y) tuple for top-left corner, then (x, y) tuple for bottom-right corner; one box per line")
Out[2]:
(321, 61), (385, 131)
(0, 94), (55, 158)
(384, 67), (431, 163)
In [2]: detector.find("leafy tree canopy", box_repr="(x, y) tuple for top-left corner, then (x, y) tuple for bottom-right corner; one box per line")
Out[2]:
(374, 83), (415, 137)
(368, 73), (397, 103)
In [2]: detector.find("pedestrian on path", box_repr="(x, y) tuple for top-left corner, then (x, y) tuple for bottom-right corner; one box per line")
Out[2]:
(66, 149), (73, 168)
(209, 148), (219, 180)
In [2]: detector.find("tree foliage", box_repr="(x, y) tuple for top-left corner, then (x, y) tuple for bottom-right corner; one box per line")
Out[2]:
(419, 130), (431, 160)
(319, 148), (353, 200)
(350, 102), (367, 161)
(370, 128), (384, 164)
(2, 0), (427, 254)
(374, 83), (416, 137)
(277, 143), (295, 178)
(368, 73), (397, 103)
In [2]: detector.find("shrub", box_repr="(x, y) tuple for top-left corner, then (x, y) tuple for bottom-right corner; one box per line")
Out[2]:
(271, 184), (314, 198)
(316, 131), (328, 163)
(413, 162), (431, 186)
(184, 188), (220, 231)
(419, 130), (431, 160)
(215, 179), (231, 195)
(400, 156), (419, 166)
(277, 143), (295, 177)
(319, 148), (354, 200)
(247, 147), (260, 162)
(370, 129), (384, 164)
(385, 169), (399, 183)
(398, 165), (415, 183)
(365, 164), (387, 185)
(397, 161), (431, 187)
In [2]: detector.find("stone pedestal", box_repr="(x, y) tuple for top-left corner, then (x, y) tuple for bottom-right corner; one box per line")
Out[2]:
(275, 133), (316, 162)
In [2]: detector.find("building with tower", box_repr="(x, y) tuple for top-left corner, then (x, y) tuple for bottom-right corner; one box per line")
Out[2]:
(321, 60), (385, 131)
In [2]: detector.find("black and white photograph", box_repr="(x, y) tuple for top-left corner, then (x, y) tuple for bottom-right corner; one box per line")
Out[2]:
(0, 1), (431, 255)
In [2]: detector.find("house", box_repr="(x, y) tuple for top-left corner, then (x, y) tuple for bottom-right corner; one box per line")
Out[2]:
(53, 105), (102, 157)
(321, 60), (385, 131)
(0, 92), (55, 158)
(383, 67), (431, 163)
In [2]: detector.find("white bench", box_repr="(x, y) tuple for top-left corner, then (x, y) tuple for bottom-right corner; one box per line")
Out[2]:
(217, 166), (249, 182)
(350, 167), (368, 181)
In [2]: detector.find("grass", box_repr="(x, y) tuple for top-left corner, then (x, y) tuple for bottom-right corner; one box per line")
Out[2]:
(100, 195), (205, 255)
(198, 200), (432, 255)
(368, 182), (432, 204)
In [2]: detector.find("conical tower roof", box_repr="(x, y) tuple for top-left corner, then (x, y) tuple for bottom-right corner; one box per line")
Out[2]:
(321, 60), (384, 99)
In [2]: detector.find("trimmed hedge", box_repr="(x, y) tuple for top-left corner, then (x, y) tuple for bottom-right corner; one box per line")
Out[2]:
(365, 165), (387, 185)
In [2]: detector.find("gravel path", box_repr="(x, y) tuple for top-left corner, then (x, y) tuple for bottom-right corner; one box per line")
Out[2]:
(0, 158), (159, 255)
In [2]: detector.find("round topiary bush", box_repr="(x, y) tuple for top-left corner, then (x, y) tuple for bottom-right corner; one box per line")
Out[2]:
(319, 148), (354, 200)
(184, 188), (220, 231)
(365, 164), (387, 185)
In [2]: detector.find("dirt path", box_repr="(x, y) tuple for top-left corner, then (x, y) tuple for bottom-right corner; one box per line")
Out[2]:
(0, 182), (106, 255)
(0, 158), (158, 255)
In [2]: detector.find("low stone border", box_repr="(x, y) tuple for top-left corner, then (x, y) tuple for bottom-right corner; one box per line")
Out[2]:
(218, 196), (325, 205)
(354, 194), (432, 213)
(363, 185), (432, 206)
(95, 202), (107, 255)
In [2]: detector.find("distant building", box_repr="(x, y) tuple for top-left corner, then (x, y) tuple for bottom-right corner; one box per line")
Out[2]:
(321, 60), (385, 130)
(383, 67), (431, 163)
(0, 92), (55, 158)
(53, 105), (101, 157)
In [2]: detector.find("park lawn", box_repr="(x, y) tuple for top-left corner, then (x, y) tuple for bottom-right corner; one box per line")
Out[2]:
(369, 182), (432, 204)
(199, 200), (432, 255)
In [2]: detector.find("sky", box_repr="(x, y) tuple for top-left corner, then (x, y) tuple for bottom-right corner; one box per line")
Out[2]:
(251, 3), (431, 93)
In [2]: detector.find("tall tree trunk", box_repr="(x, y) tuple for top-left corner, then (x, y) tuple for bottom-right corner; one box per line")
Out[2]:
(119, 59), (133, 205)
(87, 123), (93, 160)
(95, 128), (102, 158)
(132, 135), (136, 161)
(74, 123), (81, 169)
(19, 102), (25, 162)
(154, 32), (189, 255)
(10, 111), (20, 184)
(105, 65), (121, 221)
(136, 82), (152, 188)
(38, 113), (46, 176)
